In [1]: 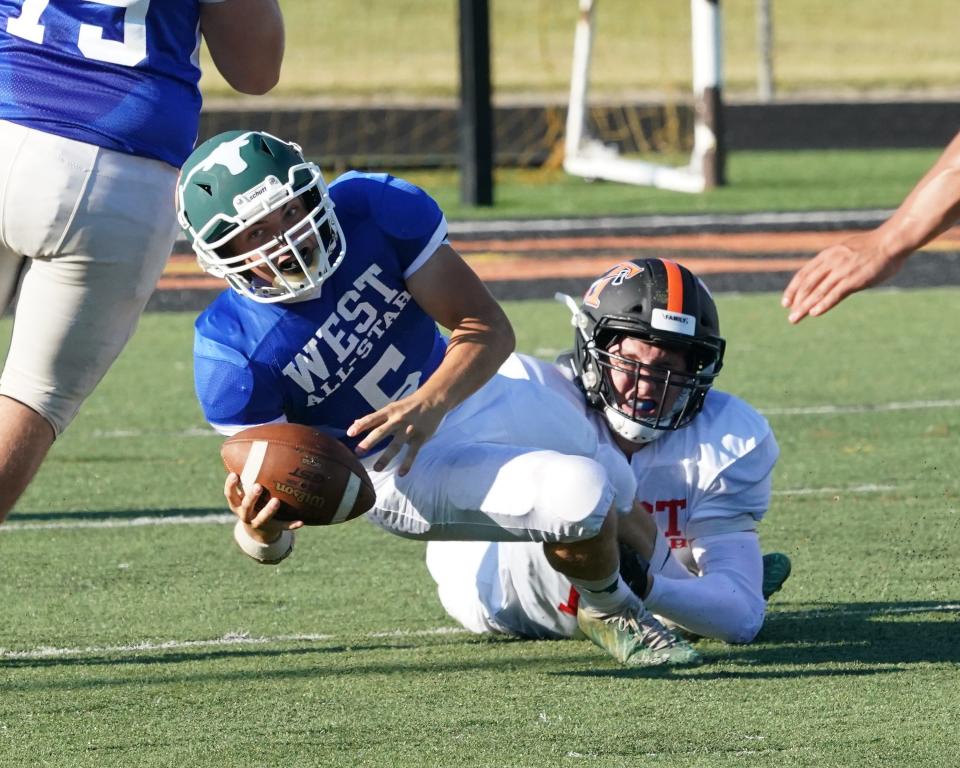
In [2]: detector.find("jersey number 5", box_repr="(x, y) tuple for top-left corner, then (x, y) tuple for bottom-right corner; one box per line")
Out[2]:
(7, 0), (150, 67)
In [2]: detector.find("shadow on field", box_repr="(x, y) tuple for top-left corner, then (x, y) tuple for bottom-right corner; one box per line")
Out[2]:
(4, 602), (955, 684)
(0, 642), (410, 673)
(739, 600), (960, 667)
(560, 600), (959, 680)
(555, 600), (960, 680)
(7, 507), (224, 523)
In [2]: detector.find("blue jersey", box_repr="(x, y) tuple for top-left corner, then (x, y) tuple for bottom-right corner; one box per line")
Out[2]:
(194, 172), (449, 450)
(0, 0), (209, 167)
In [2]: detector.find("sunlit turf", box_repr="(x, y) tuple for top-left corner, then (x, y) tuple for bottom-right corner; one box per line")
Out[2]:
(1, 288), (958, 766)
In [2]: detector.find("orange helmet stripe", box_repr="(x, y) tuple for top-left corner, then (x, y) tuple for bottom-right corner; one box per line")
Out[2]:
(662, 259), (684, 313)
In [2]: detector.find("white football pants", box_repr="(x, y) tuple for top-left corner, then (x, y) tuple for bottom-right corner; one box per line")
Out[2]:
(0, 120), (179, 434)
(427, 531), (766, 643)
(364, 354), (621, 544)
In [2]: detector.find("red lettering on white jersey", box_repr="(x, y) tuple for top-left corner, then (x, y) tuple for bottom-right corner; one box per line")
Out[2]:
(657, 498), (686, 537)
(558, 586), (580, 616)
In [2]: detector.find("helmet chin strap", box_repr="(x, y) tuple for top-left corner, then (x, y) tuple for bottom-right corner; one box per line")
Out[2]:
(603, 406), (665, 445)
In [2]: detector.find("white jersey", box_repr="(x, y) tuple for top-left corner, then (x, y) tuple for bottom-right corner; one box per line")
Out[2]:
(627, 386), (777, 568)
(425, 358), (778, 640)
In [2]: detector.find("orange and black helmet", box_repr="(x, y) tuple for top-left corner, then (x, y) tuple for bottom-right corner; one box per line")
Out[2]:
(570, 258), (725, 443)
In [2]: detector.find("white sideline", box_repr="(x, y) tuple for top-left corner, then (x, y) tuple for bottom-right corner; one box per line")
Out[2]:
(772, 484), (896, 497)
(1, 606), (956, 661)
(770, 603), (960, 621)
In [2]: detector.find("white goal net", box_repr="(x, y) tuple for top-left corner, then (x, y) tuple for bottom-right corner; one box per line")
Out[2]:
(563, 0), (725, 192)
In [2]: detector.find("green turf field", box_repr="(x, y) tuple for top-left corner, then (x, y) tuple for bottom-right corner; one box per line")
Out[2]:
(1, 288), (958, 767)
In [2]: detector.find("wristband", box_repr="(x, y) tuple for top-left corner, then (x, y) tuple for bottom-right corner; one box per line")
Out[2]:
(233, 519), (294, 564)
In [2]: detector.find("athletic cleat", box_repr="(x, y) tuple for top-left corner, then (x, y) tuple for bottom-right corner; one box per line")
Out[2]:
(577, 598), (703, 666)
(762, 552), (792, 600)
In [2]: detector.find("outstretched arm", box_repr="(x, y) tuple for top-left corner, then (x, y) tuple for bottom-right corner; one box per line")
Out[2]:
(782, 131), (960, 323)
(348, 244), (516, 476)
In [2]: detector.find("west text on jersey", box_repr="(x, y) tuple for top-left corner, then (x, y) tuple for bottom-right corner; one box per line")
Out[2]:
(281, 264), (414, 407)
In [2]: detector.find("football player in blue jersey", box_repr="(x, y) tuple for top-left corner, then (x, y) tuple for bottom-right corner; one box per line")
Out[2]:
(0, 0), (283, 523)
(177, 129), (702, 667)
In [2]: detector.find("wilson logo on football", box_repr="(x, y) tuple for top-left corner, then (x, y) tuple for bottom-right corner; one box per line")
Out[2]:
(274, 482), (326, 508)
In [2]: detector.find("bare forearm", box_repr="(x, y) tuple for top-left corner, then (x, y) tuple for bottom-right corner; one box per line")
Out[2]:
(201, 0), (285, 95)
(879, 148), (960, 258)
(418, 313), (515, 414)
(781, 134), (960, 322)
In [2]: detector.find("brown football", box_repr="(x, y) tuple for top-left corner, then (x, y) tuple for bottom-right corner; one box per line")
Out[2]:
(220, 423), (376, 526)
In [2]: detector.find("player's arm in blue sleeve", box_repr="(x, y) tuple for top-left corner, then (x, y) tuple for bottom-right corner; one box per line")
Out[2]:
(194, 330), (298, 563)
(194, 333), (286, 436)
(357, 174), (450, 277)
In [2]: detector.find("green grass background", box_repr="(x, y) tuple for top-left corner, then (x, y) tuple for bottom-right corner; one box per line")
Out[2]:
(1, 289), (958, 767)
(199, 1), (960, 100)
(4, 0), (959, 762)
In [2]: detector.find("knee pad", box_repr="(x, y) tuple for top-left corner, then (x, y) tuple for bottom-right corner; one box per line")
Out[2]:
(536, 454), (612, 533)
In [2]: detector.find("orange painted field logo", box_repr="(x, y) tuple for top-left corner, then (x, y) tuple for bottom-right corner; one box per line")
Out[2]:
(582, 262), (643, 308)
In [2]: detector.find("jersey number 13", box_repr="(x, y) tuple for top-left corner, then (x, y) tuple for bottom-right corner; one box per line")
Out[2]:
(7, 0), (150, 67)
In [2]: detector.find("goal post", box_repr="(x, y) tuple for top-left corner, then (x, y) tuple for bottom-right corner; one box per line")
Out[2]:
(563, 0), (725, 193)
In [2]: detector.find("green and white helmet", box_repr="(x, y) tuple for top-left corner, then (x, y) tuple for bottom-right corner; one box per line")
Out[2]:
(176, 130), (345, 303)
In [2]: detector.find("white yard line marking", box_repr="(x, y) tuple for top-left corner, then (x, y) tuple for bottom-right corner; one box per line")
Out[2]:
(91, 427), (219, 438)
(447, 209), (895, 236)
(772, 484), (896, 497)
(2, 605), (957, 661)
(768, 603), (960, 621)
(85, 399), (960, 442)
(0, 627), (468, 660)
(760, 399), (960, 416)
(0, 484), (908, 533)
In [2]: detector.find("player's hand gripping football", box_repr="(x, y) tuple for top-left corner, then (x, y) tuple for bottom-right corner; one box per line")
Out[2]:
(347, 390), (446, 476)
(224, 472), (304, 541)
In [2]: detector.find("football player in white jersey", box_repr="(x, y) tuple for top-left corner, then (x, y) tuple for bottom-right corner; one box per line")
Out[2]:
(426, 259), (791, 645)
(177, 131), (701, 667)
(0, 0), (284, 523)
